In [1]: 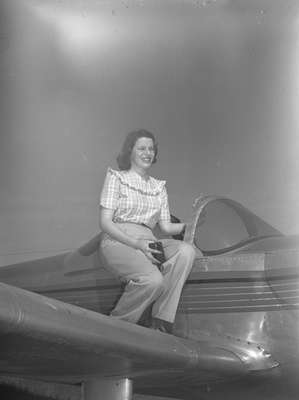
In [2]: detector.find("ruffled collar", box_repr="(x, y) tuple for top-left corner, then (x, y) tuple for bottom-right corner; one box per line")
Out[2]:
(108, 167), (166, 196)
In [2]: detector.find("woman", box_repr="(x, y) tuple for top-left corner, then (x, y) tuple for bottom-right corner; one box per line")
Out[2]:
(99, 129), (196, 333)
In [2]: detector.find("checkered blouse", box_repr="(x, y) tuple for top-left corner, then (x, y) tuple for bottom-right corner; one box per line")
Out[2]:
(100, 167), (171, 229)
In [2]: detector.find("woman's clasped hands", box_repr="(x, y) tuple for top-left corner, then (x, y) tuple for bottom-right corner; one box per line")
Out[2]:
(134, 238), (162, 264)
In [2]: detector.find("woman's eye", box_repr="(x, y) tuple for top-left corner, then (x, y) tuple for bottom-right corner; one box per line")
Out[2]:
(137, 146), (154, 152)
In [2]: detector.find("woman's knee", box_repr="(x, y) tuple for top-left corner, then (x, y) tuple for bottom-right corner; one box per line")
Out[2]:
(178, 242), (196, 260)
(146, 270), (164, 292)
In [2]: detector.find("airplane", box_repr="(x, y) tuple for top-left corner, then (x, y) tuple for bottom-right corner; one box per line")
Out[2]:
(0, 194), (299, 400)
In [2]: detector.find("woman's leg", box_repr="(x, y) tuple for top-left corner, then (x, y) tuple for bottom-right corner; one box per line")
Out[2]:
(151, 240), (196, 323)
(100, 236), (164, 324)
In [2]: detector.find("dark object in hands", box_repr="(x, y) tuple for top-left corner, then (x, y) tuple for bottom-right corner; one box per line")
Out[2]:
(149, 241), (166, 265)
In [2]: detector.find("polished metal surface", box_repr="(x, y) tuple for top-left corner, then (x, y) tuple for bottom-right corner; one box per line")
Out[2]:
(0, 281), (255, 381)
(84, 379), (132, 400)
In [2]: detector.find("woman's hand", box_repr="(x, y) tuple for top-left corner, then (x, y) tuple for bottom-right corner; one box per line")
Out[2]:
(135, 239), (162, 264)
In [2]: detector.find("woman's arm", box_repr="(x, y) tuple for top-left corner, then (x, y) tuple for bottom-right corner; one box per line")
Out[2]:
(99, 207), (160, 263)
(158, 186), (186, 237)
(158, 220), (186, 236)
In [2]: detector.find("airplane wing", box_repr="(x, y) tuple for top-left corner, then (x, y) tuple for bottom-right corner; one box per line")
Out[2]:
(0, 282), (278, 399)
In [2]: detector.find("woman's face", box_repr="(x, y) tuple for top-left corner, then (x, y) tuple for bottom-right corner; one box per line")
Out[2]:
(130, 137), (155, 172)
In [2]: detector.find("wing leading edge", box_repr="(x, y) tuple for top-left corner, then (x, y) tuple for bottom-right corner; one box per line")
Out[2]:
(0, 282), (278, 391)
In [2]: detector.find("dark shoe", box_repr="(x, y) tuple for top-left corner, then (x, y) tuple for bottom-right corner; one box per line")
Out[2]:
(150, 317), (173, 334)
(137, 305), (153, 328)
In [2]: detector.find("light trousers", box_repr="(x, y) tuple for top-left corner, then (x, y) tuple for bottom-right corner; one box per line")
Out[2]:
(99, 223), (195, 324)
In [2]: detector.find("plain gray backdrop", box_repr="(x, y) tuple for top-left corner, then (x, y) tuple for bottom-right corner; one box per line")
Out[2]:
(1, 0), (299, 266)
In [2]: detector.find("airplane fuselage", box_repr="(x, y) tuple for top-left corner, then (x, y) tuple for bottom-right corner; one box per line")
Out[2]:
(0, 241), (299, 399)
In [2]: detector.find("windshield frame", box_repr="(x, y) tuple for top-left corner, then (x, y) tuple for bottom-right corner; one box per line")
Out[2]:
(187, 196), (283, 256)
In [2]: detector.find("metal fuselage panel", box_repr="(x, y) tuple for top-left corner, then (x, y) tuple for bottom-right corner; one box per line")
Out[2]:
(1, 247), (299, 397)
(182, 252), (299, 365)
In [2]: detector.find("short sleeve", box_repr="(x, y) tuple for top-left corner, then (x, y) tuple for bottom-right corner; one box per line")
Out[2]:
(100, 168), (120, 210)
(159, 186), (171, 222)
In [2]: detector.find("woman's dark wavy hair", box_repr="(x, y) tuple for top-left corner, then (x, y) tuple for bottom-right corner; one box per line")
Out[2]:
(116, 129), (158, 170)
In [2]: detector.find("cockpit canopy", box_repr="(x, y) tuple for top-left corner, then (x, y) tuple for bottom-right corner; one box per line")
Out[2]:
(193, 198), (282, 256)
